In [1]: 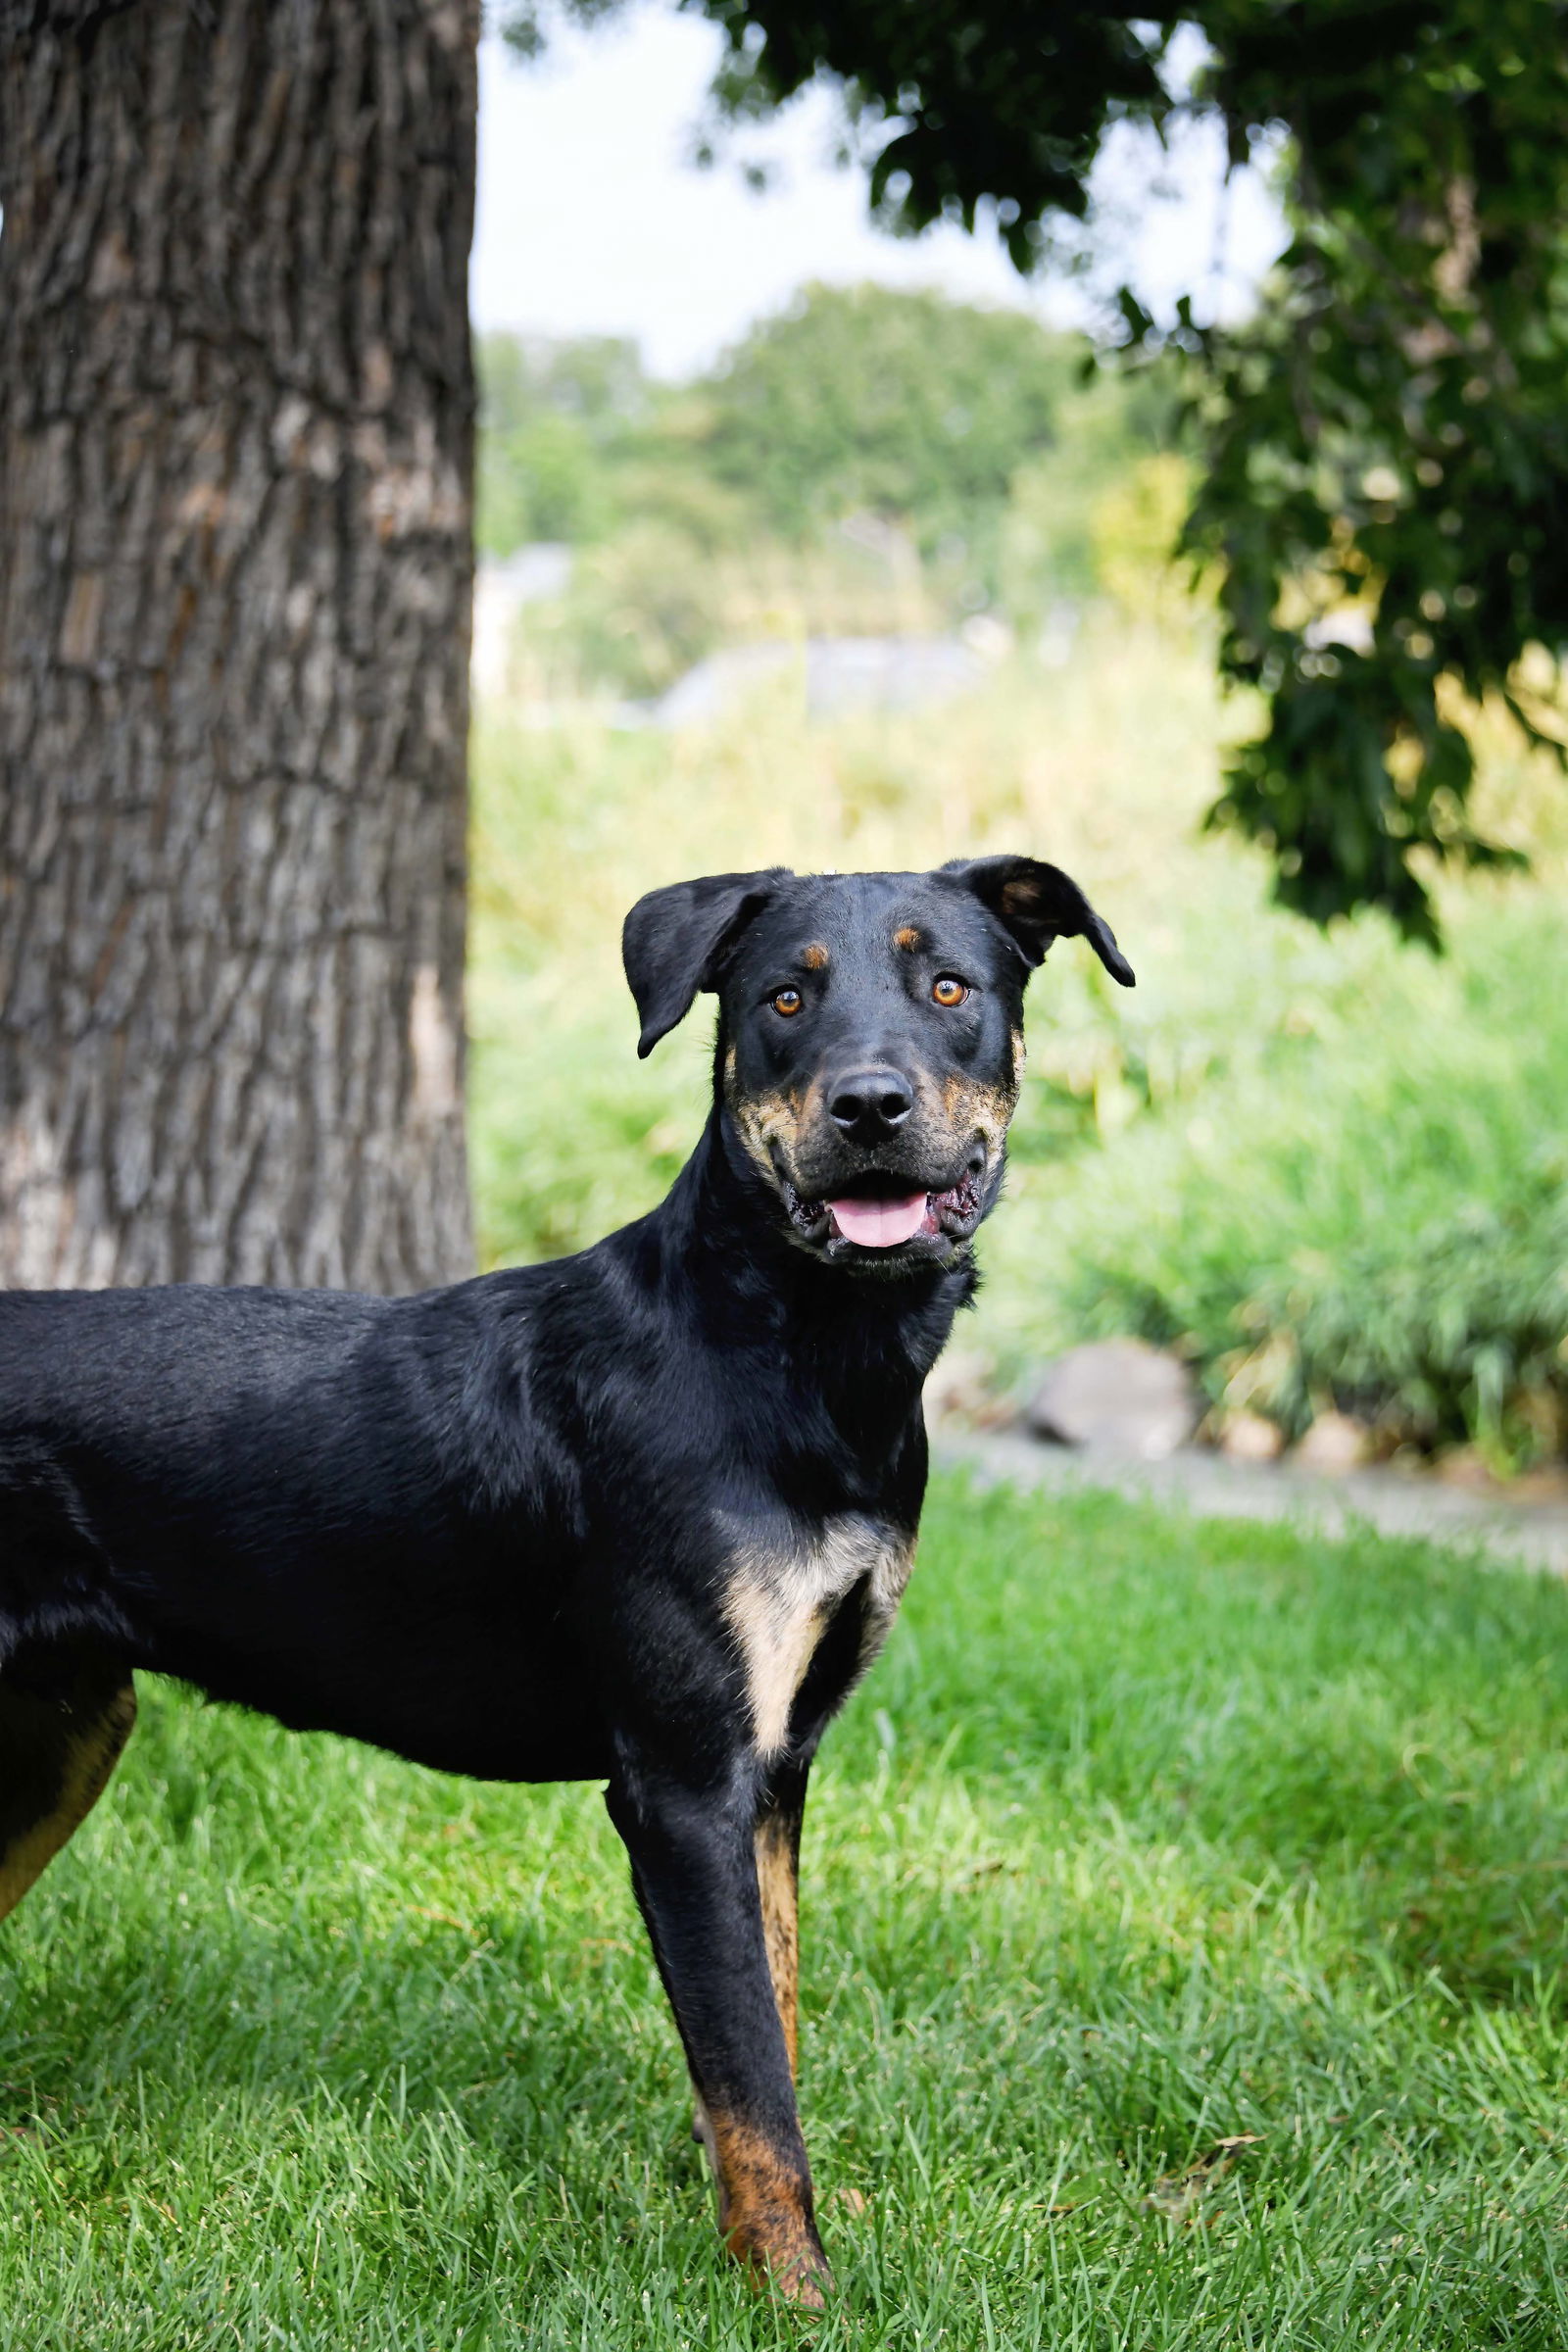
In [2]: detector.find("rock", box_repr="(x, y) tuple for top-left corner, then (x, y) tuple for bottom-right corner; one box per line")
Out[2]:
(924, 1350), (1015, 1432)
(1434, 1445), (1495, 1491)
(1510, 1466), (1568, 1506)
(1025, 1340), (1200, 1459)
(1219, 1410), (1285, 1463)
(1292, 1410), (1371, 1474)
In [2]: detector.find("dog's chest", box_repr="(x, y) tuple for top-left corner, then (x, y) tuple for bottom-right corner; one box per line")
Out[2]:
(718, 1514), (913, 1760)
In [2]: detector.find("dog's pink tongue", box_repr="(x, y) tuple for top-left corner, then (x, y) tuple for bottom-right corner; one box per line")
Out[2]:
(828, 1193), (929, 1249)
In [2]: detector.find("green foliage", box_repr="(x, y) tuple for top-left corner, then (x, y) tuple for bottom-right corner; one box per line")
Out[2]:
(690, 4), (1170, 269)
(11, 1476), (1568, 2341)
(505, 0), (1568, 936)
(1186, 2), (1568, 941)
(999, 366), (1182, 619)
(475, 331), (647, 554)
(983, 890), (1568, 1466)
(476, 287), (1174, 691)
(700, 281), (1077, 552)
(540, 522), (733, 700)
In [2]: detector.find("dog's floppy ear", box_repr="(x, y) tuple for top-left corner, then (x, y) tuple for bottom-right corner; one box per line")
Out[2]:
(940, 855), (1135, 987)
(622, 869), (790, 1056)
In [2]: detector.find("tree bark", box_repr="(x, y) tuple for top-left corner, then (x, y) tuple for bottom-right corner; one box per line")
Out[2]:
(0, 0), (477, 1293)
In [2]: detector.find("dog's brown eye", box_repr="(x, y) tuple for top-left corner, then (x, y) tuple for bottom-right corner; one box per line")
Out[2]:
(932, 975), (968, 1006)
(771, 987), (803, 1017)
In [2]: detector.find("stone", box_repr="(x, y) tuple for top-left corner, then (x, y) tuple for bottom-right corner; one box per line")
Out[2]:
(924, 1350), (1015, 1432)
(1219, 1410), (1285, 1463)
(1511, 1466), (1568, 1506)
(1434, 1445), (1495, 1491)
(1025, 1340), (1200, 1459)
(1292, 1410), (1371, 1474)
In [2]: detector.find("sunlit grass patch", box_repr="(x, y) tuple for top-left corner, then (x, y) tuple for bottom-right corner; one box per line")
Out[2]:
(7, 1475), (1568, 2345)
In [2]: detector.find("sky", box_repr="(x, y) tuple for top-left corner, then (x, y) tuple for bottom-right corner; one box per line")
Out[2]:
(469, 6), (1289, 381)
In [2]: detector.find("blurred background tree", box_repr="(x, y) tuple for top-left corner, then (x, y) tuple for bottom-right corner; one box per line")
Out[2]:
(476, 336), (647, 552)
(698, 284), (1072, 548)
(477, 283), (1173, 696)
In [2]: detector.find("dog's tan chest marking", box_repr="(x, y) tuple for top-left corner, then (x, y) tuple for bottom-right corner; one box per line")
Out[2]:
(721, 1518), (912, 1760)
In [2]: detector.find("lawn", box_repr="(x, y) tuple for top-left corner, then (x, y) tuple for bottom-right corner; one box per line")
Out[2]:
(7, 1475), (1568, 2349)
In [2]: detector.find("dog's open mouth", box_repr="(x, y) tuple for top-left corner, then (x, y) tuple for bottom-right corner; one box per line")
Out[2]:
(781, 1168), (985, 1251)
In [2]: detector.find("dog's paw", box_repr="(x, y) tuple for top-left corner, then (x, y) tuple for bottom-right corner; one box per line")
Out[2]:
(725, 2215), (834, 2307)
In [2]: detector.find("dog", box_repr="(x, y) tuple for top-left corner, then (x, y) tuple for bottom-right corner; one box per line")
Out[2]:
(0, 855), (1132, 2302)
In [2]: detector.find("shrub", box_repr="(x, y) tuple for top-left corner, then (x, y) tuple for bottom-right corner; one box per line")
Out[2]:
(983, 898), (1568, 1467)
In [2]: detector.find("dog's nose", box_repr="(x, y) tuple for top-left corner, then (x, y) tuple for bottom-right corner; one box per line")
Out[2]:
(827, 1067), (914, 1141)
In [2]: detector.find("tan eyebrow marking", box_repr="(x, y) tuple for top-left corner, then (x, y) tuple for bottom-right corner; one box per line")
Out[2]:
(802, 942), (829, 970)
(893, 925), (922, 952)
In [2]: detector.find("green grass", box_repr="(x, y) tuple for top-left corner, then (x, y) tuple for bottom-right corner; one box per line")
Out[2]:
(8, 1476), (1568, 2347)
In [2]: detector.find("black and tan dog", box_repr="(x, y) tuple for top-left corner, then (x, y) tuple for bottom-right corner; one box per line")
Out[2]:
(0, 855), (1132, 2301)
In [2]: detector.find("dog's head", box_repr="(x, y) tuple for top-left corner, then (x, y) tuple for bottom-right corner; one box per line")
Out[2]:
(622, 859), (1133, 1272)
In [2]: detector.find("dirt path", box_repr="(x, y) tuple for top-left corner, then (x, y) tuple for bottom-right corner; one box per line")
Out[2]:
(937, 1428), (1568, 1576)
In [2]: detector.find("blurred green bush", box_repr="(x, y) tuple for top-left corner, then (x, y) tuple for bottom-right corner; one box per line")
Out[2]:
(987, 898), (1568, 1470)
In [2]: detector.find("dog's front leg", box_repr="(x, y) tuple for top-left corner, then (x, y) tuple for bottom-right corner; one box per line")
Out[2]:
(754, 1757), (808, 2080)
(606, 1757), (832, 2305)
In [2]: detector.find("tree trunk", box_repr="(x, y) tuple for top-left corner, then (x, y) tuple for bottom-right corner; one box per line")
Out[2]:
(0, 0), (477, 1293)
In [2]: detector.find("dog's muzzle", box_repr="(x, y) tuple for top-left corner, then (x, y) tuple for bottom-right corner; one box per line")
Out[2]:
(779, 1160), (988, 1258)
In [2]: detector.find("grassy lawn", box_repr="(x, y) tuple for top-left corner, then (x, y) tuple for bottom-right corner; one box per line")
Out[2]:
(7, 1475), (1568, 2348)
